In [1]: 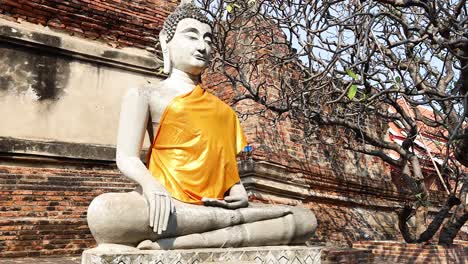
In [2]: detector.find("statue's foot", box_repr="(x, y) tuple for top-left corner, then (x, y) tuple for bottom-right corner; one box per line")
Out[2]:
(137, 240), (161, 250)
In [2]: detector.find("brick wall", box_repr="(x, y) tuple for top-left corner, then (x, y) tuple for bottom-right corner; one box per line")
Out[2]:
(321, 248), (374, 264)
(0, 161), (398, 258)
(0, 160), (454, 258)
(0, 164), (137, 257)
(0, 0), (177, 49)
(353, 241), (468, 263)
(204, 68), (390, 181)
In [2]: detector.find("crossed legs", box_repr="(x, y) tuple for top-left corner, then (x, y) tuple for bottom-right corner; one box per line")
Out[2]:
(87, 191), (317, 250)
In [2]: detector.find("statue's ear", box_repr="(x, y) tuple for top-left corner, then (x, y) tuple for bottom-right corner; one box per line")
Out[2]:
(159, 31), (171, 74)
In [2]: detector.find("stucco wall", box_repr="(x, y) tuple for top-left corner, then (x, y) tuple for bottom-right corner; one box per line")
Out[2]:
(0, 20), (161, 150)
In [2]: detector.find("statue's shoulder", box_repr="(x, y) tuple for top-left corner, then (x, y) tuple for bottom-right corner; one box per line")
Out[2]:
(125, 84), (162, 100)
(205, 90), (237, 116)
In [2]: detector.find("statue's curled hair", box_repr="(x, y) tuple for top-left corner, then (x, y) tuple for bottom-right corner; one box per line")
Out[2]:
(162, 3), (212, 42)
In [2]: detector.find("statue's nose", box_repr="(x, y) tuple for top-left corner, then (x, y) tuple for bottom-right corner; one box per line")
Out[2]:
(196, 40), (207, 54)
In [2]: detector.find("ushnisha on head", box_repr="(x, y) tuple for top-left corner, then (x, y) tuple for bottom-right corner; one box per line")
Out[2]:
(160, 3), (213, 75)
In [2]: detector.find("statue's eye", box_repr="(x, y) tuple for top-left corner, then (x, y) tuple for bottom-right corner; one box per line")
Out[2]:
(185, 33), (198, 40)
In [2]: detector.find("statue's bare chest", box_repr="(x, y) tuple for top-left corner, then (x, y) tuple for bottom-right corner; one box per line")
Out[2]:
(147, 92), (174, 125)
(146, 85), (190, 126)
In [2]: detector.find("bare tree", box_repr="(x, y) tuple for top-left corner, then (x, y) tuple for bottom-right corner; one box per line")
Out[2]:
(196, 0), (468, 244)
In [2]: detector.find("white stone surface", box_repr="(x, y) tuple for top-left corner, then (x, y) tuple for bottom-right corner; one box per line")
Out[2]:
(81, 246), (323, 264)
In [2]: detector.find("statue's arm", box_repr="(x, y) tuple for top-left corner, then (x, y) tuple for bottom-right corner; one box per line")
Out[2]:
(115, 87), (173, 234)
(115, 87), (157, 187)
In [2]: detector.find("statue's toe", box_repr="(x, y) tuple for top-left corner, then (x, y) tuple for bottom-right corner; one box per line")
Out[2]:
(137, 240), (160, 250)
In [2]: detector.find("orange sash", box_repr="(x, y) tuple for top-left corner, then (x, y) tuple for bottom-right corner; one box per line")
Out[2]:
(147, 85), (247, 204)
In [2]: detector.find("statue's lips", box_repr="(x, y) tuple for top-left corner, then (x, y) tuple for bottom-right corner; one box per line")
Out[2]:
(193, 55), (207, 61)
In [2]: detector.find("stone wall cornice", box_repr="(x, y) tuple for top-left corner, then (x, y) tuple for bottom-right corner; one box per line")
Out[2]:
(0, 19), (163, 75)
(0, 136), (116, 162)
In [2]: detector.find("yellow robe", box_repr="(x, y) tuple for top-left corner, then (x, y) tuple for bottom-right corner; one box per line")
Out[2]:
(147, 85), (247, 204)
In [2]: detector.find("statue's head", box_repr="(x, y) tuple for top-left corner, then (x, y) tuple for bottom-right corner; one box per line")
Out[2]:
(160, 3), (213, 76)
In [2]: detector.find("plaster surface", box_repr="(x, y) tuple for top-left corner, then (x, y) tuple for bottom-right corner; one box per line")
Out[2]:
(0, 20), (161, 147)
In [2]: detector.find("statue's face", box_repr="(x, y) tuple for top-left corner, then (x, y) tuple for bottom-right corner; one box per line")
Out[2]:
(167, 18), (213, 76)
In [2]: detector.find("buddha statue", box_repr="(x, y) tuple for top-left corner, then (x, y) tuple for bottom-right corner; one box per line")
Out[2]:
(86, 3), (317, 251)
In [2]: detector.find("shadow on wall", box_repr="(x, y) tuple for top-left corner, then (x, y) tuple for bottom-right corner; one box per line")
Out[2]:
(247, 117), (390, 182)
(200, 71), (412, 247)
(311, 203), (399, 247)
(0, 41), (70, 102)
(240, 118), (402, 246)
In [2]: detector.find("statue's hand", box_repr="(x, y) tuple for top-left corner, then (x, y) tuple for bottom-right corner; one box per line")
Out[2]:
(202, 195), (248, 209)
(224, 195), (249, 209)
(143, 187), (175, 234)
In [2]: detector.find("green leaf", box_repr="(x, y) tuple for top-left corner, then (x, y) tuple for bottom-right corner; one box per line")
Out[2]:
(359, 93), (368, 102)
(233, 3), (241, 8)
(348, 84), (358, 99)
(415, 193), (422, 199)
(346, 68), (359, 80)
(395, 76), (401, 83)
(226, 4), (233, 13)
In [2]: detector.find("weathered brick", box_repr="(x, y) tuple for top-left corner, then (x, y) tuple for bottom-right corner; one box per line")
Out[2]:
(0, 0), (178, 48)
(352, 241), (467, 263)
(81, 21), (107, 32)
(0, 164), (136, 258)
(2, 0), (22, 8)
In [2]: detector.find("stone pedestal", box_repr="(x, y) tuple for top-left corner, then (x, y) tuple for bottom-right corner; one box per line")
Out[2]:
(81, 246), (323, 264)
